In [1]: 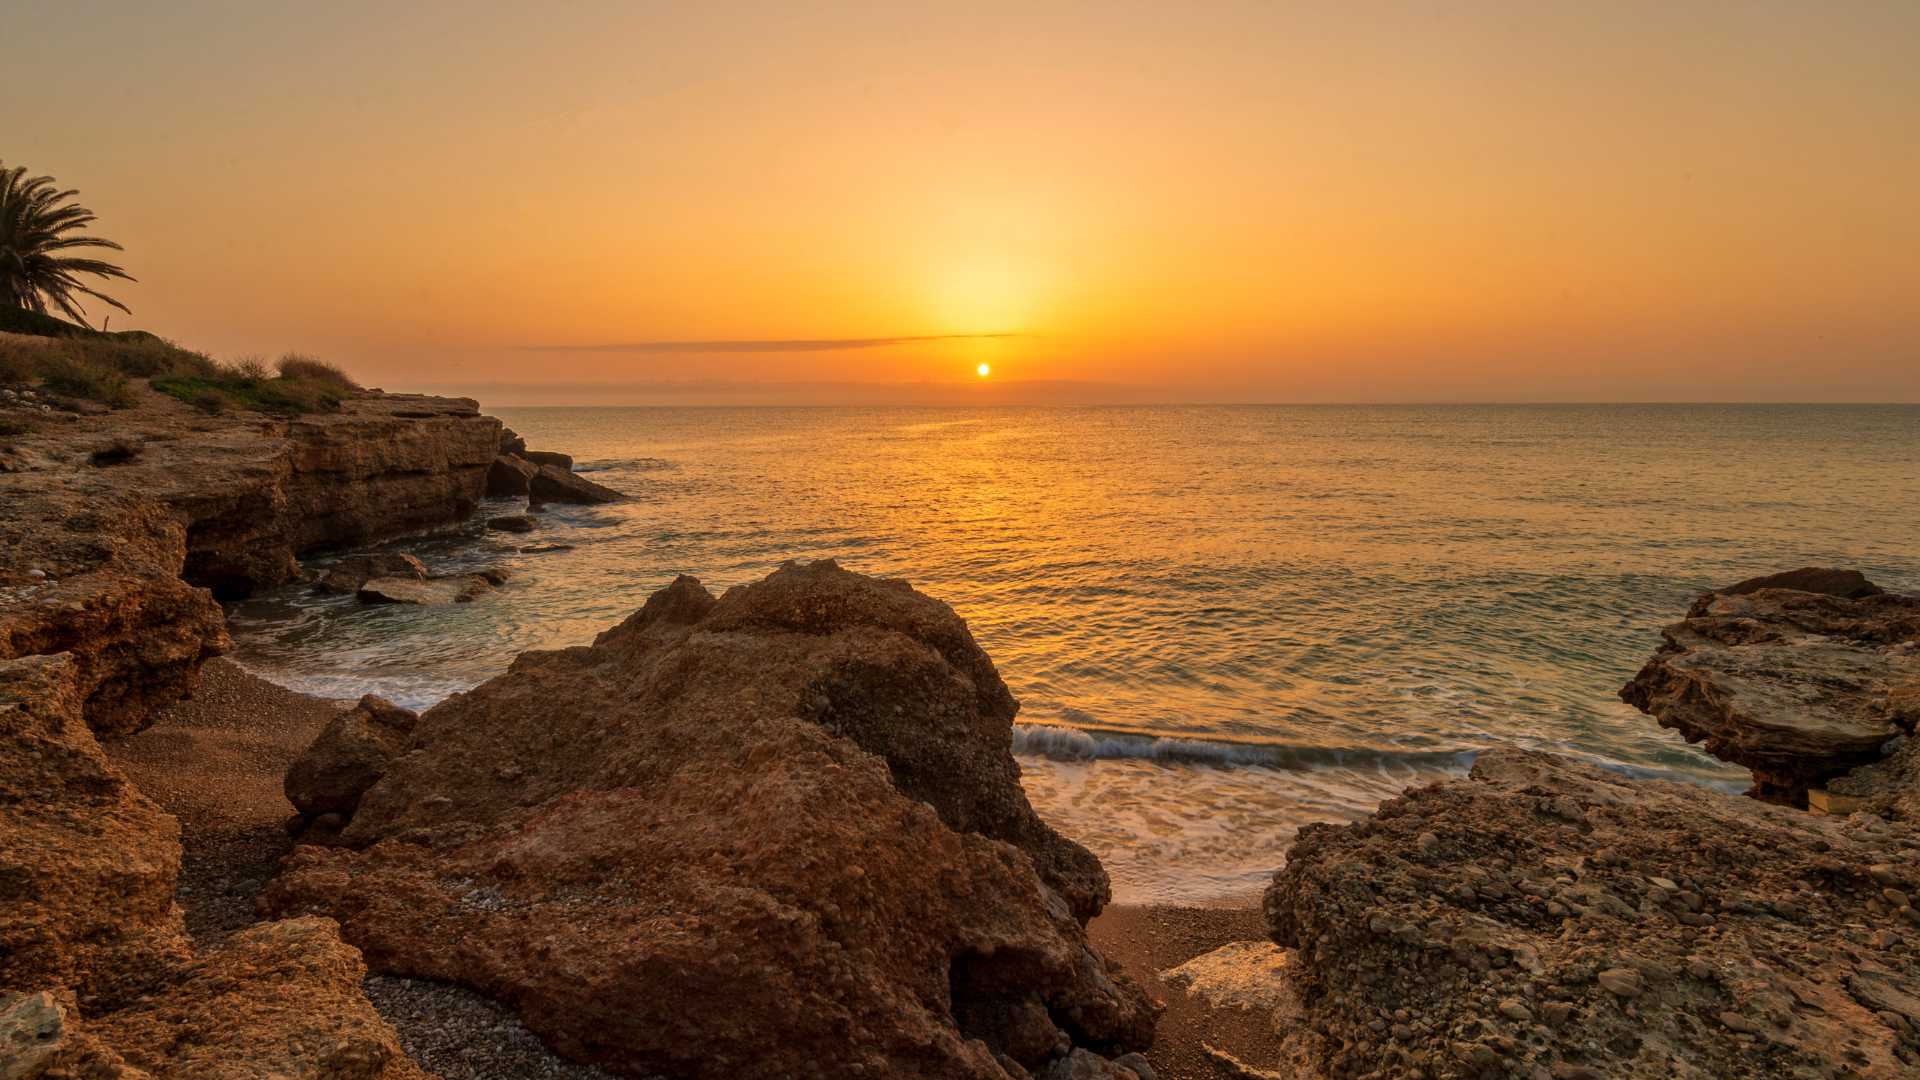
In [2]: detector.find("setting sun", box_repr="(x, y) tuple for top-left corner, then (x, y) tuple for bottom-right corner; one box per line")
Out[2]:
(976, 363), (991, 378)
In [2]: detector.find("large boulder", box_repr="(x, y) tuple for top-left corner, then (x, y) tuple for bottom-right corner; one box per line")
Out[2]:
(1621, 571), (1920, 802)
(520, 449), (573, 470)
(528, 463), (625, 505)
(285, 695), (419, 828)
(264, 561), (1153, 1078)
(1264, 747), (1920, 1079)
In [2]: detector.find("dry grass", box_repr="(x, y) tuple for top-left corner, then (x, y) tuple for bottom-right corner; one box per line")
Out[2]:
(0, 329), (359, 415)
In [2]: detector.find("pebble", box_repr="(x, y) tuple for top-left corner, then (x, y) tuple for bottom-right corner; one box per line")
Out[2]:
(1498, 998), (1532, 1022)
(1596, 968), (1645, 998)
(1883, 888), (1910, 908)
(1648, 876), (1679, 892)
(1719, 1010), (1762, 1034)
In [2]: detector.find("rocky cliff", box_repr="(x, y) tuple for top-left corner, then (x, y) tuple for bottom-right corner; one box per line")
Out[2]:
(265, 561), (1156, 1079)
(1, 387), (502, 735)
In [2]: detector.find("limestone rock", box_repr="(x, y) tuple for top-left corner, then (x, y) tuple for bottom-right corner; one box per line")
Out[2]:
(264, 561), (1152, 1078)
(485, 454), (535, 497)
(357, 575), (494, 605)
(1621, 572), (1920, 801)
(520, 449), (573, 470)
(1265, 747), (1920, 1079)
(285, 696), (419, 822)
(316, 553), (428, 595)
(1698, 566), (1886, 612)
(486, 513), (537, 533)
(527, 463), (625, 505)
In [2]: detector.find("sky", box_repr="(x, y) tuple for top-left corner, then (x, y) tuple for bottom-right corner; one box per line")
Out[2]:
(9, 1), (1919, 403)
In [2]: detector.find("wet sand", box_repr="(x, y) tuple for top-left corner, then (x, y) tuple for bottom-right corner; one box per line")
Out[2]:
(106, 657), (1290, 1079)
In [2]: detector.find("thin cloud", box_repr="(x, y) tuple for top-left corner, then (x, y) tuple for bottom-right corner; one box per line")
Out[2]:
(518, 333), (1024, 354)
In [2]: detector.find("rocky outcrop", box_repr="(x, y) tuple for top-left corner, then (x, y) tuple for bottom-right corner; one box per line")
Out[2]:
(1621, 570), (1919, 802)
(1264, 747), (1920, 1079)
(167, 394), (502, 597)
(356, 573), (500, 606)
(265, 561), (1153, 1079)
(0, 653), (425, 1079)
(0, 492), (228, 737)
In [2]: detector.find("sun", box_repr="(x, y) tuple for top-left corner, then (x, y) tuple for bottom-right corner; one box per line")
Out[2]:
(976, 362), (991, 378)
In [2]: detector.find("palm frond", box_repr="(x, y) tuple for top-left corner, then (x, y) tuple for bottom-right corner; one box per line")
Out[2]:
(0, 160), (133, 324)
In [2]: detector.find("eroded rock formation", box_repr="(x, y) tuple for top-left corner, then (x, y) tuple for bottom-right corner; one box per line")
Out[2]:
(1264, 748), (1920, 1079)
(0, 653), (424, 1080)
(265, 561), (1154, 1079)
(1621, 568), (1919, 802)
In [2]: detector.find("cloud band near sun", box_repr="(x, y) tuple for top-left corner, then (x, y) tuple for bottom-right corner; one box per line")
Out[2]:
(519, 333), (1024, 354)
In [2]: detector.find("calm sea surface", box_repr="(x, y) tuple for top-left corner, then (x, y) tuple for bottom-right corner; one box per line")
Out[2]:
(227, 405), (1920, 902)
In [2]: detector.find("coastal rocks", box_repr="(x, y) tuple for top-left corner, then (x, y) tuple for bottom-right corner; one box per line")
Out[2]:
(0, 492), (228, 737)
(316, 553), (429, 595)
(264, 561), (1153, 1078)
(1621, 569), (1919, 802)
(0, 654), (427, 1079)
(487, 513), (537, 533)
(527, 462), (625, 505)
(486, 454), (536, 497)
(0, 653), (188, 1009)
(520, 449), (573, 470)
(1264, 747), (1920, 1079)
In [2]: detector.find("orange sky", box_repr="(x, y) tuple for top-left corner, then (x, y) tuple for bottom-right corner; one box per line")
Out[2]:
(12, 2), (1919, 402)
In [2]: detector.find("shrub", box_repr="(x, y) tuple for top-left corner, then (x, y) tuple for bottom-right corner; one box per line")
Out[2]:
(191, 389), (227, 414)
(89, 438), (142, 467)
(38, 350), (133, 408)
(231, 357), (272, 382)
(275, 352), (359, 389)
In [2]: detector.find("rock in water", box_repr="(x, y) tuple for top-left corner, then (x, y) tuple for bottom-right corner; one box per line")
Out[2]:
(1265, 748), (1920, 1079)
(265, 561), (1154, 1078)
(486, 453), (537, 497)
(315, 552), (429, 595)
(520, 449), (574, 470)
(487, 513), (538, 533)
(528, 463), (625, 504)
(1620, 570), (1920, 802)
(356, 574), (496, 605)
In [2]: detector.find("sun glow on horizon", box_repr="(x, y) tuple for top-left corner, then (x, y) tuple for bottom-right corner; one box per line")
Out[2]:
(976, 362), (991, 378)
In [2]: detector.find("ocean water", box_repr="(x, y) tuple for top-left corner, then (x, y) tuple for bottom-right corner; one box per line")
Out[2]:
(225, 404), (1920, 903)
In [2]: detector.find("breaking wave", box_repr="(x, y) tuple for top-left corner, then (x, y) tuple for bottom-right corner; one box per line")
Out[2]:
(1010, 723), (1476, 772)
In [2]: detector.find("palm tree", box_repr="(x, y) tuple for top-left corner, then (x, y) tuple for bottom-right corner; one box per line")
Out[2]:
(0, 162), (134, 327)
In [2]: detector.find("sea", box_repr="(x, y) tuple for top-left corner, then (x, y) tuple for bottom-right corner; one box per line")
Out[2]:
(224, 404), (1920, 904)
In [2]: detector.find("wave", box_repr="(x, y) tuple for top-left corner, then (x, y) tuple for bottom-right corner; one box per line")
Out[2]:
(1010, 723), (1475, 772)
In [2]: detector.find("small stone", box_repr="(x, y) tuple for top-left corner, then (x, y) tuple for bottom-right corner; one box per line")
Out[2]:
(1883, 888), (1910, 908)
(1596, 968), (1645, 998)
(1648, 876), (1679, 892)
(1498, 998), (1532, 1022)
(1719, 1011), (1761, 1034)
(1112, 1051), (1157, 1080)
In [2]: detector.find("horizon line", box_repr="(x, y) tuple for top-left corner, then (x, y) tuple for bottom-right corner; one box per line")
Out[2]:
(514, 332), (1027, 354)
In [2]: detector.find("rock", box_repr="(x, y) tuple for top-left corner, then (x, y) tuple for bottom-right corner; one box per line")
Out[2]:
(1264, 747), (1917, 1079)
(1110, 1052), (1157, 1080)
(1596, 968), (1644, 998)
(315, 552), (428, 595)
(520, 449), (573, 470)
(0, 655), (425, 1078)
(520, 544), (574, 554)
(357, 574), (495, 605)
(0, 654), (189, 1008)
(528, 463), (625, 505)
(1621, 573), (1920, 802)
(487, 513), (537, 533)
(264, 561), (1151, 1078)
(0, 992), (67, 1080)
(1698, 566), (1886, 612)
(1158, 941), (1301, 1016)
(285, 695), (419, 821)
(486, 453), (536, 497)
(500, 426), (526, 455)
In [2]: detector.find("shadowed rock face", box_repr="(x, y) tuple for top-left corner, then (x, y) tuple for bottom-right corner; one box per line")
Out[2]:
(265, 561), (1154, 1079)
(1621, 571), (1920, 802)
(1265, 748), (1920, 1079)
(0, 654), (425, 1079)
